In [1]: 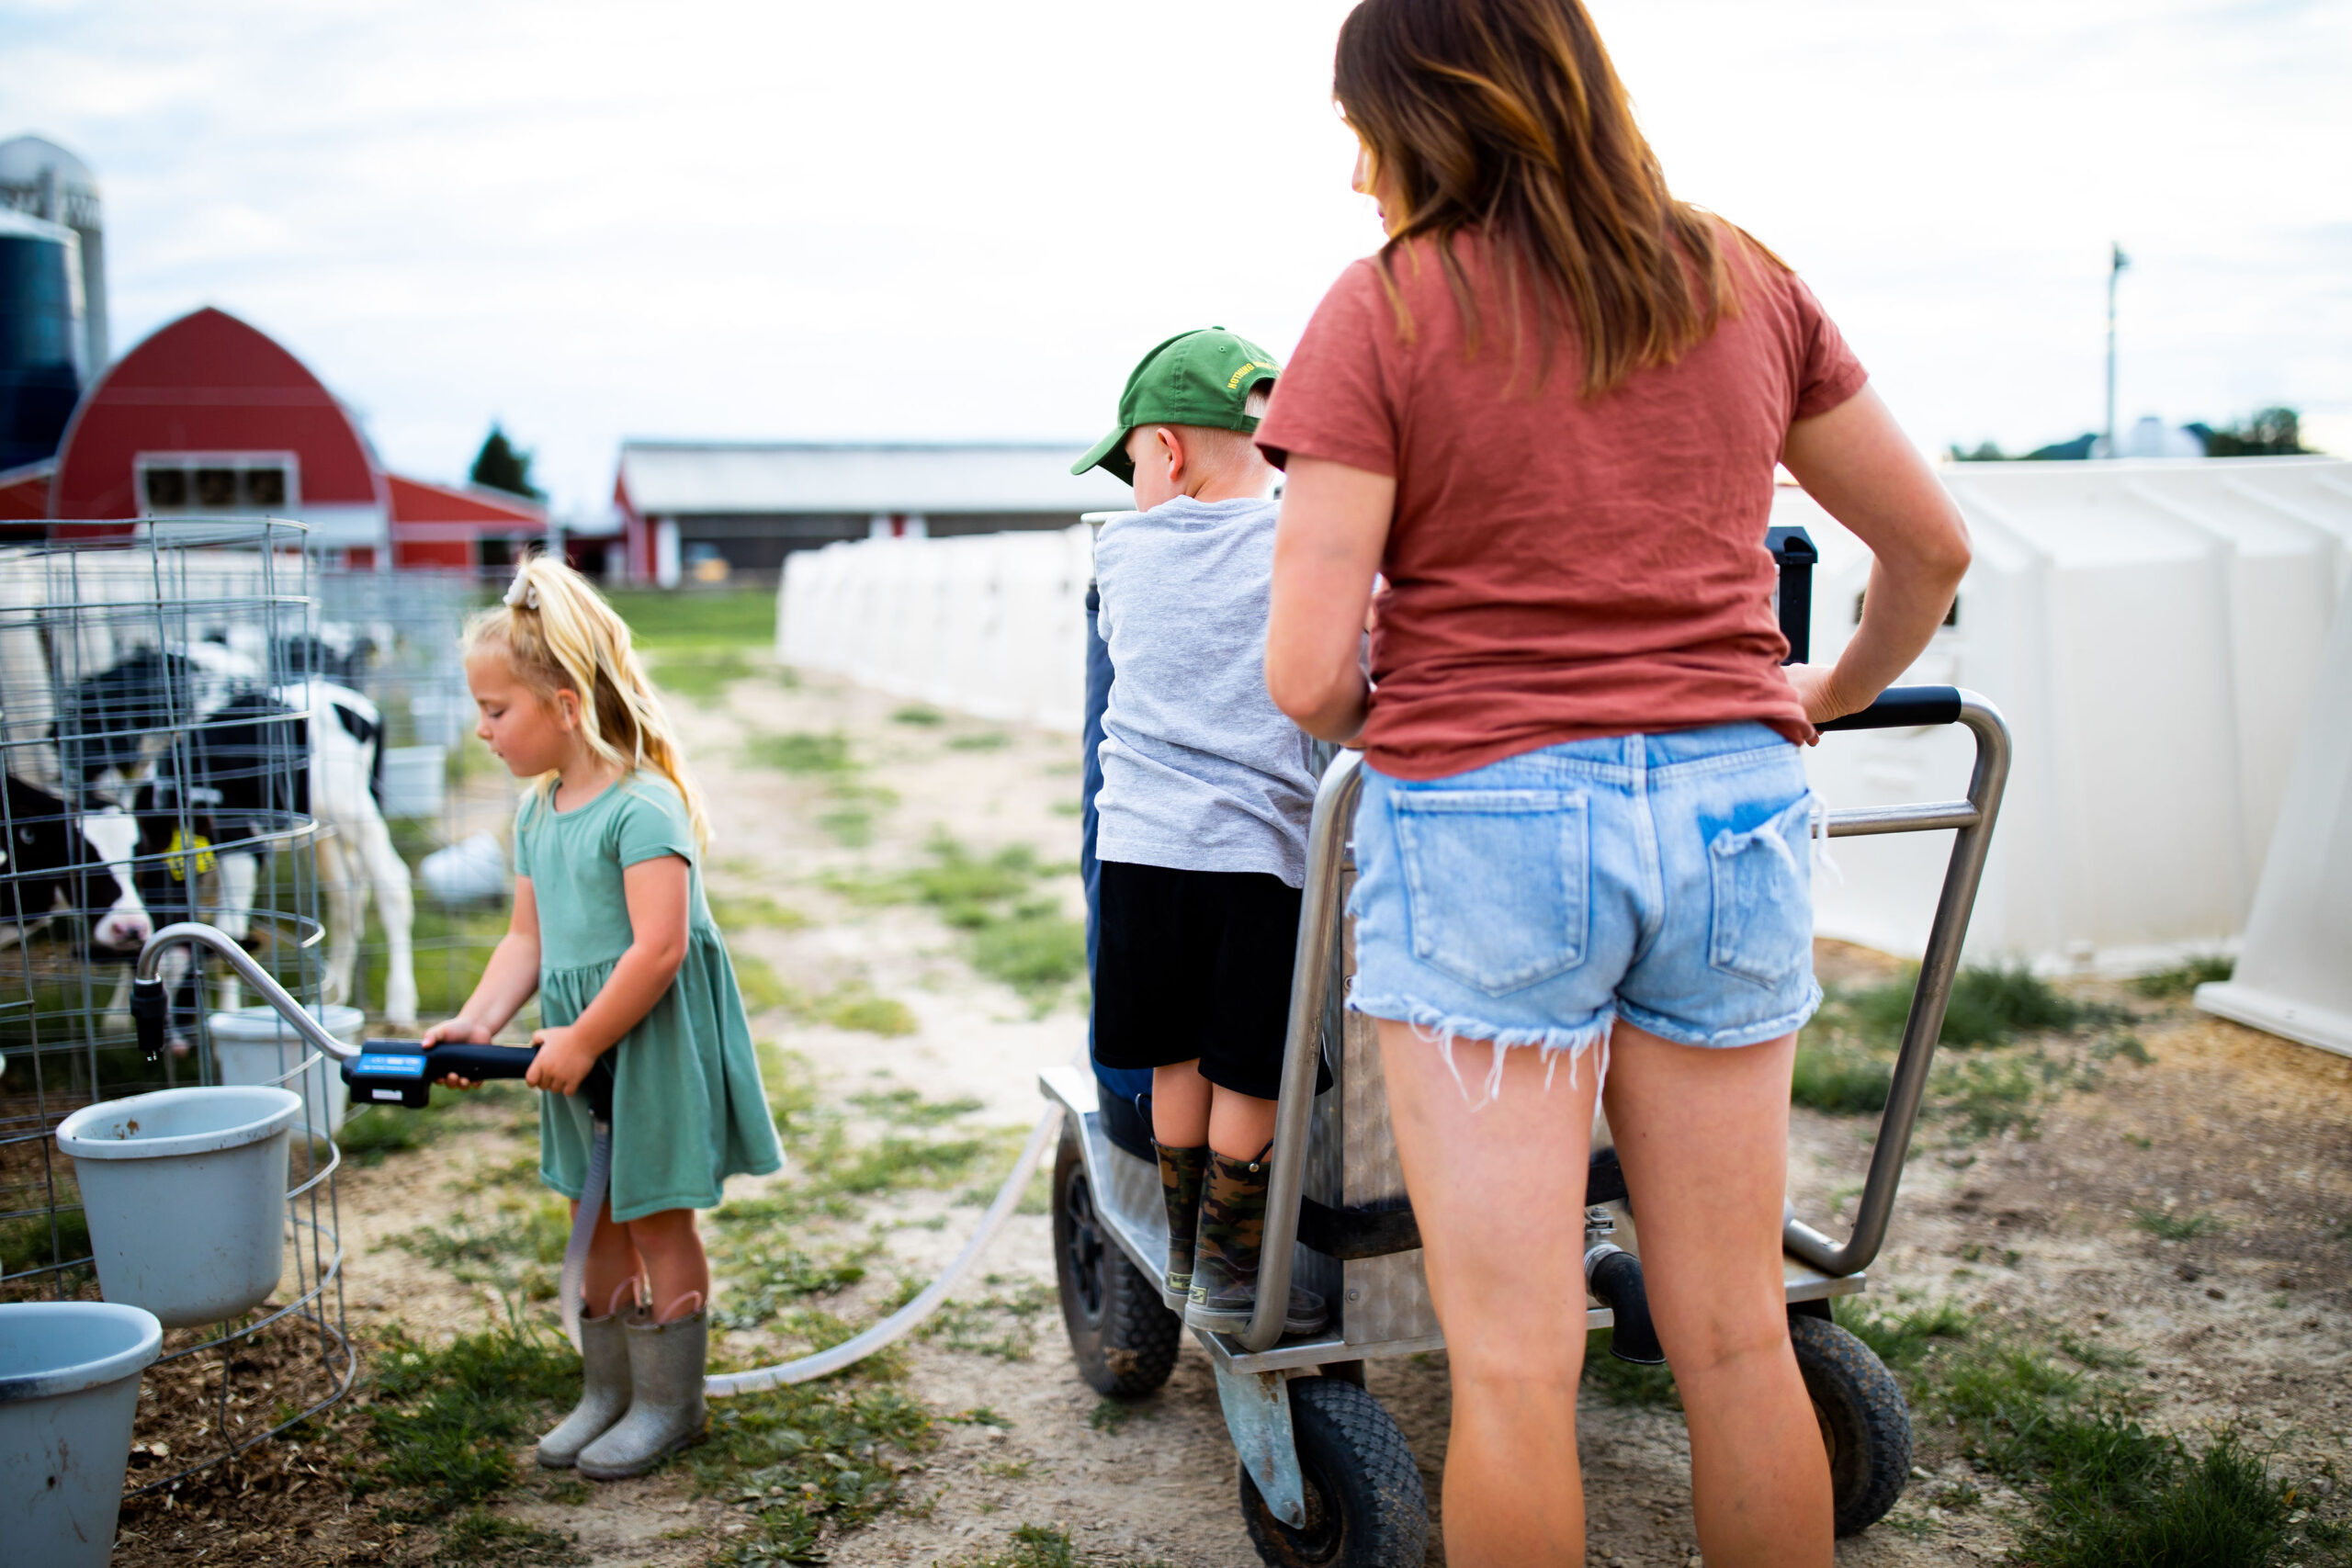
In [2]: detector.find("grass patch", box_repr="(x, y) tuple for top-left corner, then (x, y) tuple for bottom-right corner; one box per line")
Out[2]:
(947, 731), (1011, 751)
(1790, 1037), (1892, 1114)
(918, 1279), (1056, 1362)
(822, 989), (919, 1036)
(2132, 1208), (2224, 1241)
(938, 1522), (1175, 1568)
(714, 1240), (877, 1330)
(831, 835), (1085, 1008)
(390, 1201), (570, 1300)
(728, 958), (919, 1036)
(1579, 1328), (1679, 1407)
(1793, 965), (2149, 1141)
(359, 1319), (579, 1516)
(733, 952), (799, 1016)
(688, 1380), (935, 1563)
(337, 1102), (447, 1165)
(891, 705), (944, 726)
(747, 730), (854, 775)
(2132, 954), (2234, 999)
(0, 1206), (90, 1280)
(433, 1509), (585, 1565)
(709, 893), (809, 931)
(741, 729), (899, 845)
(652, 648), (755, 705)
(1858, 1301), (2312, 1568)
(606, 587), (776, 650)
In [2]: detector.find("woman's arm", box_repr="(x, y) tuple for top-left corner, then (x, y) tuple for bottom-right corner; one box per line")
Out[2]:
(1266, 456), (1398, 743)
(526, 855), (691, 1097)
(1780, 387), (1973, 727)
(424, 876), (543, 1048)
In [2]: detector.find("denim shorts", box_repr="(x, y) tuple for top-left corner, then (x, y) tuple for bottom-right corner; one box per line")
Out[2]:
(1348, 723), (1822, 1096)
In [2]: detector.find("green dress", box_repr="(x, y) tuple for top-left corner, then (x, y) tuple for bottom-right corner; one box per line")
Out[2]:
(518, 772), (783, 1222)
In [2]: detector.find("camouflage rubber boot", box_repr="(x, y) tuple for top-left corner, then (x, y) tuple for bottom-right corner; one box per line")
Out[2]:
(1155, 1141), (1209, 1313)
(1185, 1145), (1328, 1337)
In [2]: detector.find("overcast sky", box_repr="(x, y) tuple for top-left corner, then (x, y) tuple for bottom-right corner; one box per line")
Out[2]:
(6, 0), (2347, 513)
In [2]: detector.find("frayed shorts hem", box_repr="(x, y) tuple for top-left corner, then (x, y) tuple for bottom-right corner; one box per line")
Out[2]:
(1614, 980), (1824, 1050)
(1349, 989), (1612, 1108)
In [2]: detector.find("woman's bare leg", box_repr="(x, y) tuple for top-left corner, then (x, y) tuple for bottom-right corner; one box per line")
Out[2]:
(1602, 1023), (1831, 1567)
(624, 1208), (710, 1322)
(1378, 1021), (1598, 1568)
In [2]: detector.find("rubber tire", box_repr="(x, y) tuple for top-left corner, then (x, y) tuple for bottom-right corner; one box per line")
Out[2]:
(1789, 1312), (1912, 1536)
(1052, 1128), (1182, 1398)
(1239, 1376), (1430, 1568)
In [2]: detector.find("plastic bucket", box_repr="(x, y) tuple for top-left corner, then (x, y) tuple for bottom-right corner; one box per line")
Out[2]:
(0, 1301), (164, 1568)
(207, 1003), (362, 1138)
(56, 1087), (302, 1328)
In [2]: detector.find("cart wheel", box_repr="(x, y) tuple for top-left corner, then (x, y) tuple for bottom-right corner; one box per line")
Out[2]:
(1240, 1376), (1430, 1568)
(1052, 1127), (1181, 1398)
(1790, 1312), (1911, 1536)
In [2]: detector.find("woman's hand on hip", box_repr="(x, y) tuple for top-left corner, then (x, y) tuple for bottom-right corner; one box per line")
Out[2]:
(1782, 662), (1861, 737)
(526, 1024), (604, 1097)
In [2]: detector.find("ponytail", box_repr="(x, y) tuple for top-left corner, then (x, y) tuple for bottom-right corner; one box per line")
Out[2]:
(462, 553), (713, 851)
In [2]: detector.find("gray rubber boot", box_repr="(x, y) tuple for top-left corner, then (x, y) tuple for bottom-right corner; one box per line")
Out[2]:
(536, 1307), (636, 1469)
(576, 1309), (708, 1480)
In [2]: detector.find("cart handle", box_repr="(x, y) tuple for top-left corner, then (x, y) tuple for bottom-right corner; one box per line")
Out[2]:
(1819, 684), (1962, 731)
(1241, 689), (2014, 1348)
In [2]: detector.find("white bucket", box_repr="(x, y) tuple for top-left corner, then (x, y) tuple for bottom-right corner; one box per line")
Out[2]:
(56, 1087), (302, 1329)
(0, 1302), (164, 1568)
(421, 830), (507, 904)
(207, 1003), (363, 1137)
(379, 744), (447, 819)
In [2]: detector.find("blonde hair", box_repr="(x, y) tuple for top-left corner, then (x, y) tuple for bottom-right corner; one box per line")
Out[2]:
(463, 553), (712, 850)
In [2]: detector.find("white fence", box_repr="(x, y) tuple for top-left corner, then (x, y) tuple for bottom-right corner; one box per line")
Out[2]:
(777, 525), (1097, 734)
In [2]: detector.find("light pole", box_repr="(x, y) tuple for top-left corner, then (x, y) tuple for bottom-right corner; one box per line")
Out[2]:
(2105, 242), (2131, 457)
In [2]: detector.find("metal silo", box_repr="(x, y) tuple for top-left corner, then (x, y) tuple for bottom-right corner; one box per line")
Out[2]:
(0, 136), (107, 378)
(0, 207), (84, 470)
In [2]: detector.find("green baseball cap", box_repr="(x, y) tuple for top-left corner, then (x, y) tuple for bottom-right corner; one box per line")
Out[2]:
(1071, 327), (1281, 485)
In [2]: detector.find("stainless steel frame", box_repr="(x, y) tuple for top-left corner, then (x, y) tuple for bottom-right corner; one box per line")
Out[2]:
(1042, 687), (2012, 1360)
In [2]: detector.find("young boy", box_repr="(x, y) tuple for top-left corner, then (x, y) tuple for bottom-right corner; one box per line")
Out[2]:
(1072, 327), (1325, 1337)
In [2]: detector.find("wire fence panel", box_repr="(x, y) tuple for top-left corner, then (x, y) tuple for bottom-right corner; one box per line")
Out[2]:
(0, 518), (356, 1491)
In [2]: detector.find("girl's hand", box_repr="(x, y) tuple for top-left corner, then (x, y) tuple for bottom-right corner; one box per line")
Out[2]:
(526, 1024), (604, 1098)
(421, 1016), (492, 1089)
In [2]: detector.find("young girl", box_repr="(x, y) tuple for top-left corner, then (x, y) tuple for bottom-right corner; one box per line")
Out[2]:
(423, 555), (782, 1481)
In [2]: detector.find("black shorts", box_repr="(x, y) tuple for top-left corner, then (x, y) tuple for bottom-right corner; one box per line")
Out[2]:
(1091, 860), (1306, 1102)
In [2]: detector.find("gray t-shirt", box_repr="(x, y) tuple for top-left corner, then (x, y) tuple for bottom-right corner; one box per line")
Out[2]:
(1094, 495), (1315, 886)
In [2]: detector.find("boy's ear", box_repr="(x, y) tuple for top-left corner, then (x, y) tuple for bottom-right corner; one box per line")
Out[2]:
(1154, 424), (1185, 480)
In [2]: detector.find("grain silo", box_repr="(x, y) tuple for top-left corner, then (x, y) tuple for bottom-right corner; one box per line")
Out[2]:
(0, 136), (107, 376)
(0, 206), (85, 469)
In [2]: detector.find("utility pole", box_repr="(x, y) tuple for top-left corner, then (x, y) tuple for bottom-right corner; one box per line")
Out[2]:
(2105, 242), (2130, 457)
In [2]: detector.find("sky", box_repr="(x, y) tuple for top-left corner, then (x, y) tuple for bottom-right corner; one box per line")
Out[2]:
(6, 0), (2348, 516)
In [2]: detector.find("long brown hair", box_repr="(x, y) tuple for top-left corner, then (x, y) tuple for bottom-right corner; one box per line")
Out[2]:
(1335, 0), (1779, 394)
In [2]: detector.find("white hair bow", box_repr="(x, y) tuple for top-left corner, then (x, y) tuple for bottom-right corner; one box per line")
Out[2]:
(503, 566), (538, 611)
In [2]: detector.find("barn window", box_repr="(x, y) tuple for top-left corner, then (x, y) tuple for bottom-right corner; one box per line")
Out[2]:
(195, 468), (238, 507)
(144, 468), (188, 508)
(243, 468), (286, 508)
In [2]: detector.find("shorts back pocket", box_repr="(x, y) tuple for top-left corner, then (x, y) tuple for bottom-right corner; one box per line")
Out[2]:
(1707, 792), (1815, 989)
(1392, 788), (1589, 997)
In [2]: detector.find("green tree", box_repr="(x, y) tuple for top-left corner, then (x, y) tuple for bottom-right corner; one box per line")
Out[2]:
(469, 424), (544, 499)
(2201, 407), (2308, 457)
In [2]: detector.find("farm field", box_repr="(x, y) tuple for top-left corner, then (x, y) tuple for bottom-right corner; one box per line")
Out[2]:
(94, 608), (2352, 1568)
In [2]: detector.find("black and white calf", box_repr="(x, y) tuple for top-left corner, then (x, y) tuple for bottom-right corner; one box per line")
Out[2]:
(0, 773), (153, 954)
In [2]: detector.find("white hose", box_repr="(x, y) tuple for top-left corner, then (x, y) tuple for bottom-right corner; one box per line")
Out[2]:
(559, 1114), (614, 1352)
(704, 1104), (1063, 1396)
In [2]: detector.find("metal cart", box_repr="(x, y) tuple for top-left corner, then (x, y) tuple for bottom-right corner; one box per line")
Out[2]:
(1045, 536), (2012, 1564)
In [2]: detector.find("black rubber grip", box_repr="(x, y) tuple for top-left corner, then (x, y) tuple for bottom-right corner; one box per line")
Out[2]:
(1820, 684), (1963, 732)
(422, 1043), (539, 1080)
(132, 978), (168, 1064)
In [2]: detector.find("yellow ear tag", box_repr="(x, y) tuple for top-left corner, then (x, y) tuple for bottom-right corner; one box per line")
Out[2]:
(166, 829), (217, 883)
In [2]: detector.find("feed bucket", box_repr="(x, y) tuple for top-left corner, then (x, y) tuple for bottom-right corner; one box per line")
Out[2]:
(55, 1087), (302, 1329)
(206, 1003), (363, 1137)
(0, 1301), (164, 1568)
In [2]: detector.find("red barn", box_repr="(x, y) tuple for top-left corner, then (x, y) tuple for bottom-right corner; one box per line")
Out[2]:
(28, 306), (542, 570)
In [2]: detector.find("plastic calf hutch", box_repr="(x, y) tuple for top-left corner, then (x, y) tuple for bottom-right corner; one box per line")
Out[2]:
(1044, 688), (2010, 1565)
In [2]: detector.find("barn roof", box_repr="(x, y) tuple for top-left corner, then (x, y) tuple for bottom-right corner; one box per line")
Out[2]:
(616, 441), (1132, 518)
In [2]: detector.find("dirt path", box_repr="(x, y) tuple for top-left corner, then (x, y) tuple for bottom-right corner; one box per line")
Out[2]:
(114, 649), (2352, 1566)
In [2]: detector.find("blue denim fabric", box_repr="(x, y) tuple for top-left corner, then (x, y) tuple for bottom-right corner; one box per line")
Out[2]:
(1348, 723), (1821, 1091)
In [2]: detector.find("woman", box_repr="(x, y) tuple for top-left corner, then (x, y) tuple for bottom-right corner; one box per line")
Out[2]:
(1258, 3), (1971, 1564)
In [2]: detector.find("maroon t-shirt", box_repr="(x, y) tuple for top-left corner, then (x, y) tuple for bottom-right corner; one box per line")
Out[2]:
(1256, 229), (1867, 781)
